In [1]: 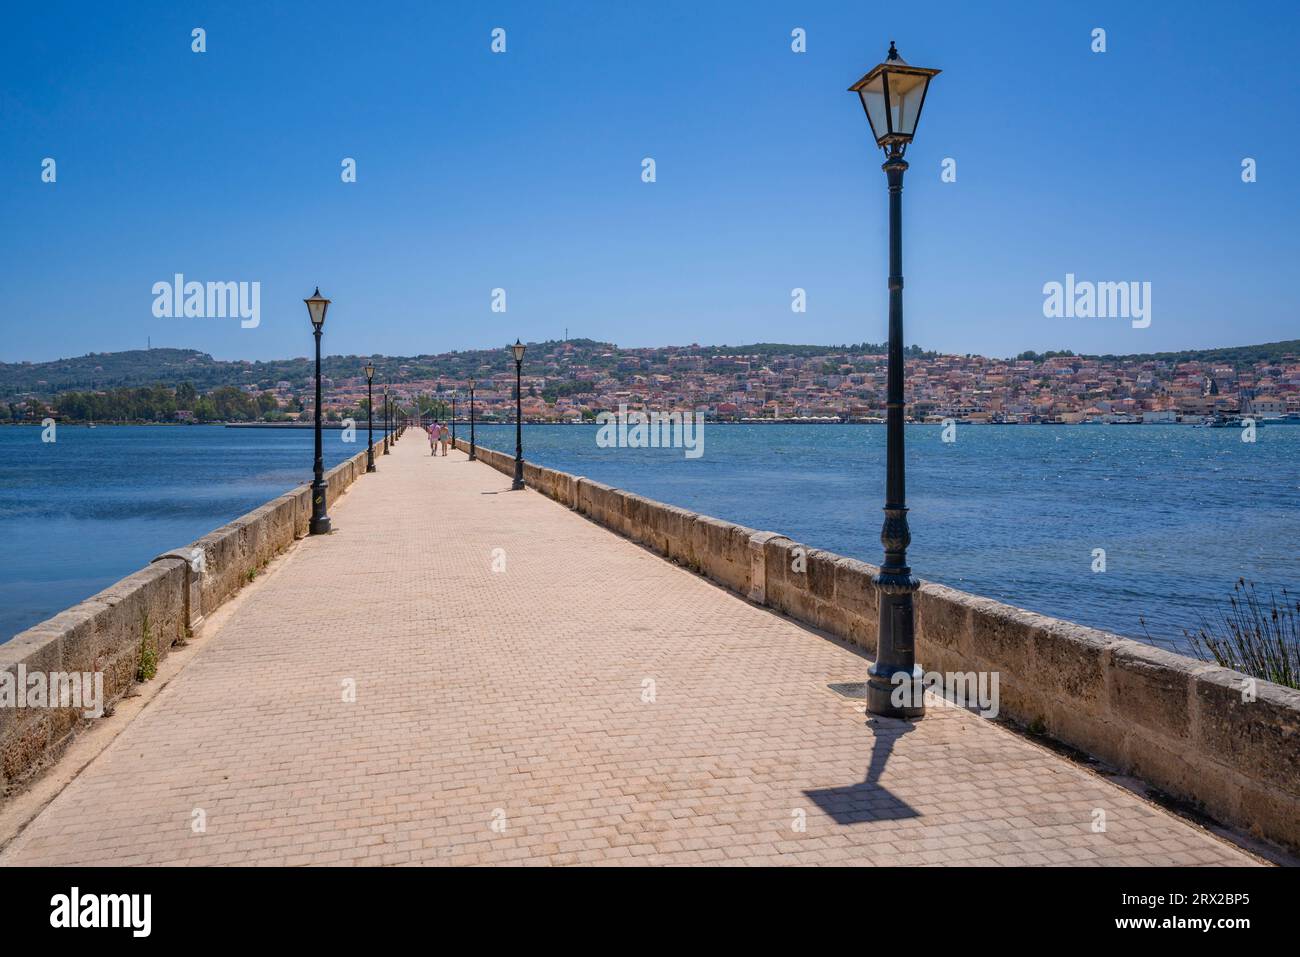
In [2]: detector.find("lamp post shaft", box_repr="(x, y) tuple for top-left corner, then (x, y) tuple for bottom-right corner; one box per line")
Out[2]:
(512, 360), (525, 490)
(309, 328), (331, 534)
(452, 394), (457, 444)
(867, 152), (922, 718)
(469, 386), (477, 460)
(383, 389), (390, 454)
(366, 377), (375, 472)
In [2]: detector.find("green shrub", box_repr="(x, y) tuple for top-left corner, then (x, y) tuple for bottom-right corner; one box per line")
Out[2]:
(1184, 580), (1298, 690)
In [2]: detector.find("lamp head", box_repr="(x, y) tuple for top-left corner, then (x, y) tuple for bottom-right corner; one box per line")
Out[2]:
(848, 42), (940, 153)
(304, 287), (330, 328)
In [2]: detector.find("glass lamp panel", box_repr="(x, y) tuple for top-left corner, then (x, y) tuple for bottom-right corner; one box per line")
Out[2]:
(886, 71), (930, 138)
(305, 295), (328, 327)
(857, 73), (890, 142)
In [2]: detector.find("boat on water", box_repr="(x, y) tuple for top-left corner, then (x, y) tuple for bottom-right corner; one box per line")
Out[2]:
(1208, 414), (1265, 428)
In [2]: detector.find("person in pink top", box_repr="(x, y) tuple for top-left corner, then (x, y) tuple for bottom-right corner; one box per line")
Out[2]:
(428, 421), (439, 455)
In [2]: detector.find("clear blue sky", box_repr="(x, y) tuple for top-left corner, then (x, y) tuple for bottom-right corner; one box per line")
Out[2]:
(2, 0), (1297, 363)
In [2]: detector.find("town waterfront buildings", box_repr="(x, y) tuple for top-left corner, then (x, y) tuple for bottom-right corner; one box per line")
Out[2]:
(8, 341), (1299, 426)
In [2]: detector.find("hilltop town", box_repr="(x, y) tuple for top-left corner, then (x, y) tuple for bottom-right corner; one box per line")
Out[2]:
(3, 339), (1298, 425)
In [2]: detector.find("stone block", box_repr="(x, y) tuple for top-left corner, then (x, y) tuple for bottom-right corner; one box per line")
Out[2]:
(1108, 640), (1195, 741)
(1194, 666), (1300, 794)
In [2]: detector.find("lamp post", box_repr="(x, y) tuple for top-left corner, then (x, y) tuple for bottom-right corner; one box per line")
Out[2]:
(510, 339), (526, 490)
(365, 363), (376, 472)
(468, 378), (477, 461)
(383, 382), (390, 454)
(305, 288), (332, 535)
(451, 391), (457, 446)
(849, 41), (939, 719)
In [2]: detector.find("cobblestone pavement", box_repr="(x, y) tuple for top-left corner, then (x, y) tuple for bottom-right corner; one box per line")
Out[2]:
(0, 437), (1259, 866)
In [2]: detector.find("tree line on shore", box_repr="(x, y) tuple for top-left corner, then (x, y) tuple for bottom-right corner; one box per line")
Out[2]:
(4, 383), (364, 424)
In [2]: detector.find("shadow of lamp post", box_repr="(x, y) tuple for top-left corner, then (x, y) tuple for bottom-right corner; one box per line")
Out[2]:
(849, 41), (940, 718)
(305, 287), (332, 535)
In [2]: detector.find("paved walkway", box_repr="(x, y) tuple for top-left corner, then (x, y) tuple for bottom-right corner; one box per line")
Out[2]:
(1, 436), (1259, 866)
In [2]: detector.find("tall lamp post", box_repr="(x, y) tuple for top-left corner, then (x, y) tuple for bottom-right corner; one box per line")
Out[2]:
(365, 363), (376, 472)
(451, 391), (457, 445)
(383, 382), (391, 454)
(510, 339), (526, 490)
(849, 41), (939, 718)
(468, 378), (477, 461)
(305, 288), (332, 535)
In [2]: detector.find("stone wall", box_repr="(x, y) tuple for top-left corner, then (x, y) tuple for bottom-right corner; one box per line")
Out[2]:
(456, 438), (1300, 853)
(0, 437), (387, 794)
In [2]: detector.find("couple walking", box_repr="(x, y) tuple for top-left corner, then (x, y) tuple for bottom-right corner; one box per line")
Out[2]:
(428, 421), (450, 456)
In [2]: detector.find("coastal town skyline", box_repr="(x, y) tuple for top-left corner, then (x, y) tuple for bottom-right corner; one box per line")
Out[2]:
(6, 336), (1297, 426)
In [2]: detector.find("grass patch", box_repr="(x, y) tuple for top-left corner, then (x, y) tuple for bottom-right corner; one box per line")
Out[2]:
(136, 613), (158, 682)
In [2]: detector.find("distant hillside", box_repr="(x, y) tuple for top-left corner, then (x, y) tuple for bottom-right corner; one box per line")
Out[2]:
(0, 349), (232, 396)
(0, 340), (901, 400)
(0, 346), (569, 401)
(1082, 340), (1300, 366)
(3, 338), (1296, 401)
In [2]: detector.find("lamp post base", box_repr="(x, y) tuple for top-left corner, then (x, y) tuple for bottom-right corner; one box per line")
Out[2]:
(866, 662), (925, 718)
(309, 480), (332, 535)
(867, 564), (924, 718)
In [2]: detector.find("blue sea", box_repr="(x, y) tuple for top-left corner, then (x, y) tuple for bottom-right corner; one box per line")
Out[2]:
(2, 423), (1296, 652)
(0, 426), (359, 640)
